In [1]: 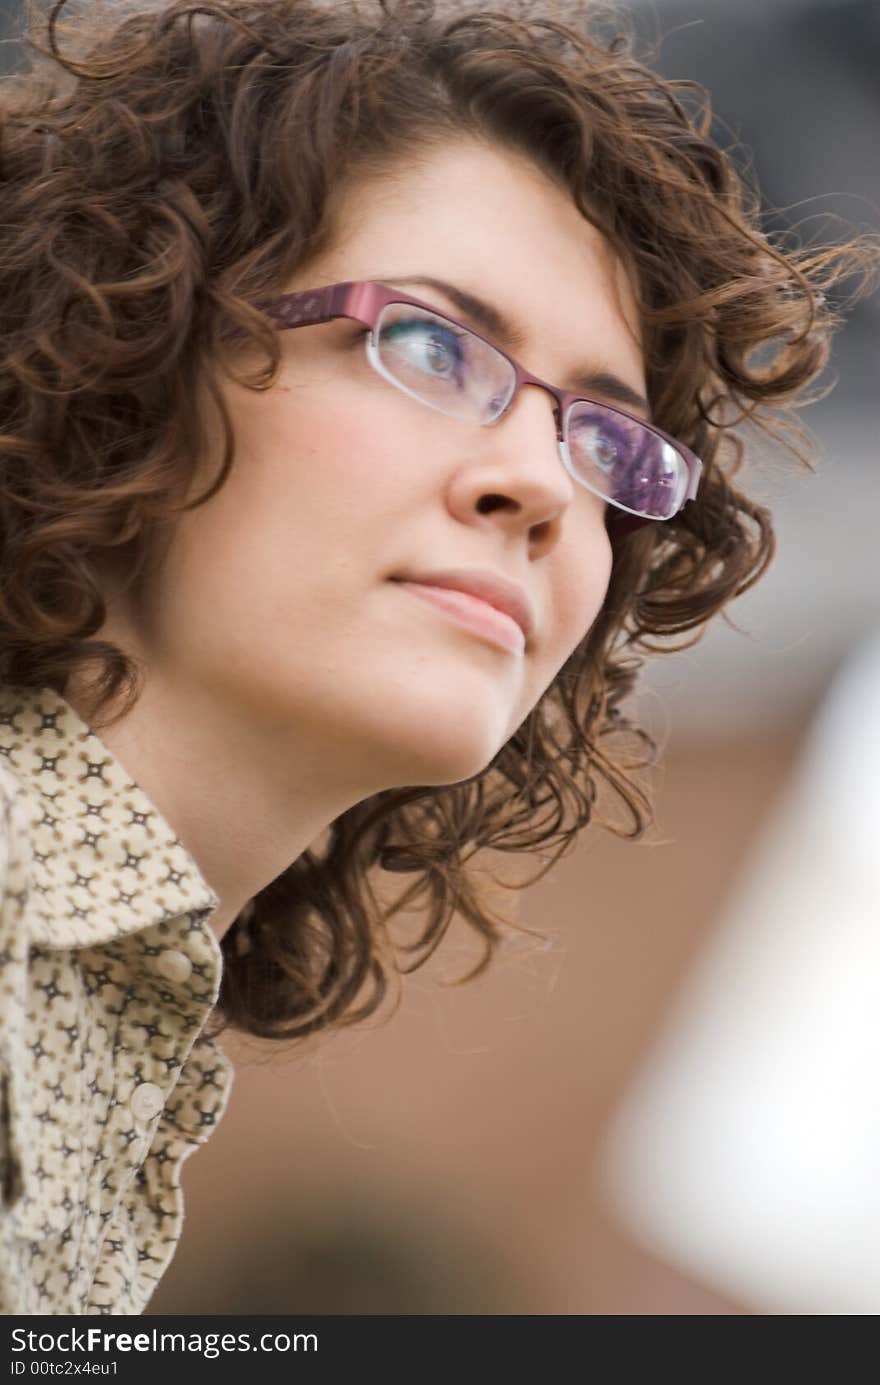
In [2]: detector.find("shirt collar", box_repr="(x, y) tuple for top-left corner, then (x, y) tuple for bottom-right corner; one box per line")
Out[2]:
(0, 683), (220, 949)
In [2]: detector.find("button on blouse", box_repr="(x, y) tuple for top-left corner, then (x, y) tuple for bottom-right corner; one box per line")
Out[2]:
(130, 1082), (165, 1124)
(156, 948), (194, 986)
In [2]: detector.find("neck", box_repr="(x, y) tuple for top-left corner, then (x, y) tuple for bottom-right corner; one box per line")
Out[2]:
(63, 660), (382, 942)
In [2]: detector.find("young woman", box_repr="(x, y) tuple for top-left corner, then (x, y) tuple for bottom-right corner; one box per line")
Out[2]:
(0, 0), (867, 1315)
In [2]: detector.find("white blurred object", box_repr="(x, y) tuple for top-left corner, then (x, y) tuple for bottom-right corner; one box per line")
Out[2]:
(601, 628), (880, 1315)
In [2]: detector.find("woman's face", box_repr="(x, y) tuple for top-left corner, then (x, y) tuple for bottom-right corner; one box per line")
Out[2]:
(119, 139), (645, 792)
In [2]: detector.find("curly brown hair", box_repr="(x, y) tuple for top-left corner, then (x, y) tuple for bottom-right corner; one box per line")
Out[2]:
(0, 0), (872, 1041)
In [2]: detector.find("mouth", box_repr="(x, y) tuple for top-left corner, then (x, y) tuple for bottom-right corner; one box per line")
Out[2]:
(392, 579), (526, 656)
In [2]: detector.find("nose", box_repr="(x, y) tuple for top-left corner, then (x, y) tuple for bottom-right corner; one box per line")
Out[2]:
(483, 380), (576, 513)
(502, 375), (565, 443)
(445, 379), (598, 548)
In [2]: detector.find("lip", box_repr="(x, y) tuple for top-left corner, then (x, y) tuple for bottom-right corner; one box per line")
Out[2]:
(390, 567), (536, 646)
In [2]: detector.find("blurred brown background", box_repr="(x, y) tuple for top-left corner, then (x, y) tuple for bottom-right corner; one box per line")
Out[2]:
(148, 720), (808, 1315)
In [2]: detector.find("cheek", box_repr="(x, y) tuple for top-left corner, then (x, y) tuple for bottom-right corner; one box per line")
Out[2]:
(555, 517), (615, 657)
(231, 384), (414, 526)
(508, 525), (613, 736)
(162, 387), (425, 645)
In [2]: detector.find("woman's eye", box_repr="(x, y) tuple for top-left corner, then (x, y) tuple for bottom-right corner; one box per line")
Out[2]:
(381, 320), (465, 379)
(592, 430), (620, 472)
(572, 420), (624, 473)
(570, 411), (644, 474)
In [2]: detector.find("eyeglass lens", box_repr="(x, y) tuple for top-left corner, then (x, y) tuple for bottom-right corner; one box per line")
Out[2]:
(370, 302), (688, 521)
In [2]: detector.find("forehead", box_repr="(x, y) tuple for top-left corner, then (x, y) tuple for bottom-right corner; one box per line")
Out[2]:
(315, 138), (645, 383)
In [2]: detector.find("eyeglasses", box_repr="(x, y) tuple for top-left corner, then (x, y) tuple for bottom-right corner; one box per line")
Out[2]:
(251, 280), (703, 526)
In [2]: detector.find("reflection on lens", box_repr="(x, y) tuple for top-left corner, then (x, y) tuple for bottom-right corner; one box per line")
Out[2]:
(379, 316), (466, 388)
(373, 303), (515, 424)
(566, 402), (686, 520)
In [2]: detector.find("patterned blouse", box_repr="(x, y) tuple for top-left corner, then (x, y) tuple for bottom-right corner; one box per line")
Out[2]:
(0, 683), (233, 1314)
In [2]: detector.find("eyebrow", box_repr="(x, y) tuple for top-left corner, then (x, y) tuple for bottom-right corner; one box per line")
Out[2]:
(368, 273), (650, 416)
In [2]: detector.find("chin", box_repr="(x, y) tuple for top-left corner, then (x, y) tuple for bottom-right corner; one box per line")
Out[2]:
(341, 662), (522, 787)
(380, 724), (508, 790)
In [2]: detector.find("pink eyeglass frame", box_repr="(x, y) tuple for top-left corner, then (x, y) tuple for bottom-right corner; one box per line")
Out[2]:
(250, 280), (703, 536)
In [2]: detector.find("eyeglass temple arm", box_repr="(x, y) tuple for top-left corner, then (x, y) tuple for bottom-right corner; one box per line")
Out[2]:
(251, 283), (369, 331)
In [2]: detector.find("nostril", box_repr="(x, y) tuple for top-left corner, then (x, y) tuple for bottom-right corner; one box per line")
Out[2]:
(476, 494), (509, 515)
